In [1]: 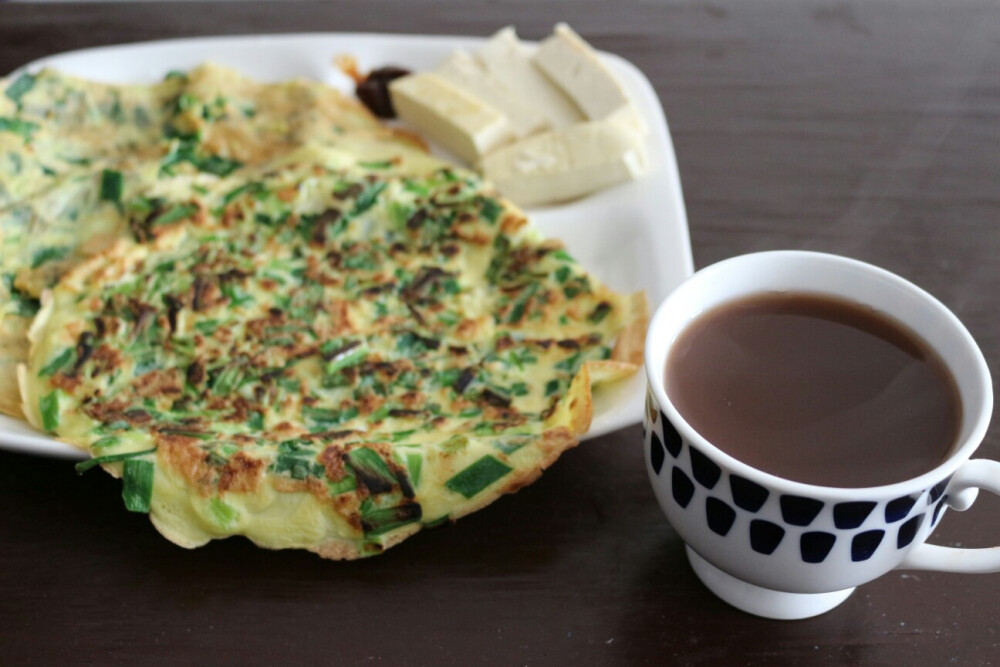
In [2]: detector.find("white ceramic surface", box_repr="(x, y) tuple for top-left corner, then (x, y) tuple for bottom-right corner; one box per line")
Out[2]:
(643, 251), (1000, 619)
(2, 32), (693, 459)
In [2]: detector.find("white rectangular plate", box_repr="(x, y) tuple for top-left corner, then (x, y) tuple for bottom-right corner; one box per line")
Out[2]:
(3, 32), (693, 459)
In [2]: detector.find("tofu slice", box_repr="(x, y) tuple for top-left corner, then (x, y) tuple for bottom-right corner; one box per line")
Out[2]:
(480, 119), (647, 207)
(388, 73), (516, 165)
(474, 26), (584, 129)
(434, 50), (549, 138)
(532, 23), (646, 134)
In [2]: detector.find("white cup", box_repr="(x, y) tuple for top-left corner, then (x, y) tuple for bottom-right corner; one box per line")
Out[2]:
(643, 251), (998, 619)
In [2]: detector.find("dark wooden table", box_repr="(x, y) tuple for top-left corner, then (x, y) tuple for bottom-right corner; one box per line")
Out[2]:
(2, 1), (999, 664)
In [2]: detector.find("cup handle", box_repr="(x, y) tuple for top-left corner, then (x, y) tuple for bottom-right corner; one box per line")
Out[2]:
(898, 459), (1000, 573)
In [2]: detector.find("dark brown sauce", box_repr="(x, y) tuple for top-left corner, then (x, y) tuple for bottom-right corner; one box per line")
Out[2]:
(665, 292), (962, 487)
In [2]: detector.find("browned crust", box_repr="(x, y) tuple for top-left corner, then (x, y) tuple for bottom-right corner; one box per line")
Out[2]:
(611, 290), (649, 366)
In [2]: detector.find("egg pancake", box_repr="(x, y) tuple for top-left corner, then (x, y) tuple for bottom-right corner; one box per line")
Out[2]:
(0, 65), (432, 416)
(21, 158), (645, 558)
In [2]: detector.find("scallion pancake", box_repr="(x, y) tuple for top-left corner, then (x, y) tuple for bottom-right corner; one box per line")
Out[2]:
(21, 161), (645, 558)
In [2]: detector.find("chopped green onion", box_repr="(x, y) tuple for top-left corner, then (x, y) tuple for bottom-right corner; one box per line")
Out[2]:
(423, 515), (450, 530)
(31, 246), (69, 269)
(506, 283), (539, 324)
(391, 429), (417, 443)
(325, 347), (366, 374)
(39, 391), (60, 432)
(441, 435), (468, 453)
(552, 249), (575, 262)
(588, 302), (612, 324)
(555, 352), (582, 372)
(360, 503), (422, 536)
(351, 182), (387, 215)
(194, 319), (220, 335)
(5, 72), (36, 104)
(122, 459), (155, 513)
(153, 203), (198, 226)
(492, 436), (529, 455)
(405, 453), (422, 488)
(222, 181), (263, 205)
(346, 446), (397, 492)
(358, 160), (394, 170)
(304, 406), (359, 427)
(208, 497), (238, 526)
(0, 117), (38, 142)
(247, 411), (264, 430)
(75, 447), (157, 473)
(39, 348), (74, 377)
(211, 364), (244, 395)
(91, 435), (120, 449)
(445, 455), (512, 498)
(480, 197), (503, 223)
(327, 472), (357, 495)
(196, 154), (242, 177)
(100, 169), (123, 202)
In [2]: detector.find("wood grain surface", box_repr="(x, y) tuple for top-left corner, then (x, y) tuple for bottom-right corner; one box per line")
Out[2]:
(1, 1), (999, 664)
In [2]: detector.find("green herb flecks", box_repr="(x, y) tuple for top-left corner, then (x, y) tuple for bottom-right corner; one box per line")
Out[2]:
(445, 455), (512, 498)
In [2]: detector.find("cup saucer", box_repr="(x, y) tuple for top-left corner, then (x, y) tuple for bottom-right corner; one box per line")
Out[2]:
(686, 547), (855, 620)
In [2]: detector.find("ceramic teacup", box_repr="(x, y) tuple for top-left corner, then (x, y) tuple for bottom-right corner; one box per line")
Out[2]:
(643, 251), (999, 619)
